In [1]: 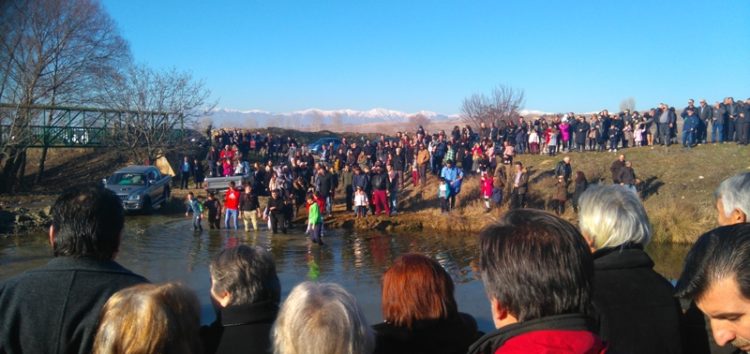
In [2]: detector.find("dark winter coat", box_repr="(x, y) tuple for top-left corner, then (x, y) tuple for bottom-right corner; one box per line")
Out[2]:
(573, 179), (588, 205)
(0, 257), (148, 354)
(371, 171), (390, 191)
(610, 160), (625, 184)
(617, 167), (636, 186)
(591, 245), (683, 354)
(316, 172), (334, 197)
(373, 313), (480, 354)
(200, 301), (279, 354)
(352, 173), (369, 191)
(239, 192), (260, 212)
(575, 121), (590, 145)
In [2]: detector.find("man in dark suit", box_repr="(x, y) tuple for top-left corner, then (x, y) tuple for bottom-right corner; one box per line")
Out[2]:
(0, 184), (148, 354)
(698, 99), (714, 144)
(201, 245), (281, 354)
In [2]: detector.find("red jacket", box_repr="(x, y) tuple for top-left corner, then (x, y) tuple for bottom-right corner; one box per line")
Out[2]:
(481, 175), (494, 197)
(467, 314), (607, 354)
(496, 329), (606, 354)
(224, 188), (240, 210)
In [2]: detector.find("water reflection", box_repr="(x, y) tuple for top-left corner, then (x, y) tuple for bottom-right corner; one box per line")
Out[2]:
(0, 214), (690, 333)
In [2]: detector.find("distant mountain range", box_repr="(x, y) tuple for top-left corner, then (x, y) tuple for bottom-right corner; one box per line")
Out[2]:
(204, 107), (551, 129)
(205, 108), (459, 128)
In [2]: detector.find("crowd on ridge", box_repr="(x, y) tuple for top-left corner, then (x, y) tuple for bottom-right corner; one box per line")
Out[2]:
(2, 171), (750, 353)
(172, 98), (750, 229)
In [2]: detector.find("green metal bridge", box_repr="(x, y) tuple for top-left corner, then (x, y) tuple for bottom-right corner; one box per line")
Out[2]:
(0, 103), (185, 148)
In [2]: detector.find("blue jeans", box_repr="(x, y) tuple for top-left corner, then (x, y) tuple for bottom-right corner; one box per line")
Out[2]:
(682, 130), (695, 147)
(192, 215), (202, 230)
(325, 195), (333, 215)
(224, 209), (238, 229)
(712, 124), (724, 143)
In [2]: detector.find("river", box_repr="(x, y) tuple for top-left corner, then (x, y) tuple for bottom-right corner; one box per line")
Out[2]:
(0, 214), (691, 333)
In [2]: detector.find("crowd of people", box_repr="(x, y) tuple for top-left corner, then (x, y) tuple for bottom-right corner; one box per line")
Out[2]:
(174, 97), (750, 233)
(2, 171), (750, 353)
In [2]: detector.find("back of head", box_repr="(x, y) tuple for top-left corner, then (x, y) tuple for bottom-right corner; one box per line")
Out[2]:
(51, 184), (125, 260)
(210, 245), (281, 306)
(578, 185), (652, 250)
(479, 209), (593, 321)
(715, 172), (750, 223)
(675, 224), (750, 302)
(273, 282), (374, 354)
(93, 282), (201, 354)
(381, 253), (458, 328)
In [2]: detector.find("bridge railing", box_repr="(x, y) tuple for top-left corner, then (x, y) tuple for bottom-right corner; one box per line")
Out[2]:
(0, 103), (184, 148)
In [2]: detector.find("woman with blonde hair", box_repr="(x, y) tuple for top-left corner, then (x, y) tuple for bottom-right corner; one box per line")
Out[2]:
(92, 282), (201, 354)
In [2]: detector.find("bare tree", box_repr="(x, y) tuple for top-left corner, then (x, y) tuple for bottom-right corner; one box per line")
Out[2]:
(461, 85), (525, 129)
(0, 0), (130, 192)
(619, 97), (636, 112)
(406, 113), (431, 132)
(196, 116), (214, 140)
(103, 65), (214, 164)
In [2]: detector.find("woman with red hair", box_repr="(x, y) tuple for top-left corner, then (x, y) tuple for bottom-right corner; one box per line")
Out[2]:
(373, 253), (480, 354)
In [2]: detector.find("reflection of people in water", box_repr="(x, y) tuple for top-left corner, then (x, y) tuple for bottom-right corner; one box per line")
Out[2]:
(368, 233), (391, 268)
(306, 251), (320, 281)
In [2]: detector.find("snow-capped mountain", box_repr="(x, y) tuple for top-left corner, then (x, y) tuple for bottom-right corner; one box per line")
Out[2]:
(206, 107), (459, 128)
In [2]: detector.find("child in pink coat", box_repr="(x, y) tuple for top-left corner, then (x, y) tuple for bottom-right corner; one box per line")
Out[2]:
(480, 171), (494, 212)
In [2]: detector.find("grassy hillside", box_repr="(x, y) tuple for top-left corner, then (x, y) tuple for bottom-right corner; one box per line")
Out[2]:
(371, 143), (749, 244)
(10, 141), (750, 244)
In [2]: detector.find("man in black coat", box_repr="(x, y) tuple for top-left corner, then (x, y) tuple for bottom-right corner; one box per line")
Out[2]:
(266, 189), (287, 234)
(698, 99), (714, 144)
(0, 185), (148, 354)
(610, 154), (626, 184)
(737, 98), (750, 145)
(574, 116), (589, 152)
(202, 245), (280, 354)
(315, 166), (335, 216)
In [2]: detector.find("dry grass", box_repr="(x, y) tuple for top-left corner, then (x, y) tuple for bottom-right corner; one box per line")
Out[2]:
(11, 143), (750, 244)
(373, 143), (750, 244)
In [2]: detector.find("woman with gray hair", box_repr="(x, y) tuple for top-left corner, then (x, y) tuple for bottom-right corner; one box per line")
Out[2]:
(578, 185), (683, 354)
(273, 281), (374, 354)
(715, 171), (750, 226)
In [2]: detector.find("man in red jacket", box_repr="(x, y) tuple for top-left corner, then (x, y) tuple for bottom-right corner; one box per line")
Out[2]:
(468, 209), (606, 354)
(224, 181), (240, 230)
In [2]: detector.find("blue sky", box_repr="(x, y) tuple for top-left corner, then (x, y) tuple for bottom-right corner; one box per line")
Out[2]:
(103, 0), (750, 115)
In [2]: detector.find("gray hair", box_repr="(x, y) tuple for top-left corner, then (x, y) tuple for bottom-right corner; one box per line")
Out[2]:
(715, 172), (750, 218)
(578, 185), (652, 249)
(273, 282), (374, 354)
(210, 245), (280, 306)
